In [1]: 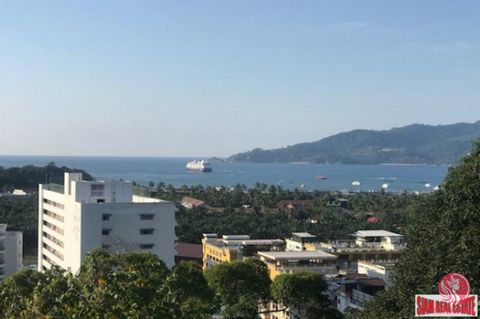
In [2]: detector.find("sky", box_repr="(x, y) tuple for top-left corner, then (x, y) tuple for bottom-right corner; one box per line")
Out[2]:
(0, 0), (479, 157)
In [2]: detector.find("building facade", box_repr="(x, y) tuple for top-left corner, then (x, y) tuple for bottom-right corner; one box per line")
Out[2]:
(38, 173), (176, 273)
(202, 233), (284, 270)
(0, 224), (23, 280)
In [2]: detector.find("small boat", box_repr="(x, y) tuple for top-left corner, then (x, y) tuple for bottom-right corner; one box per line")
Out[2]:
(352, 181), (361, 186)
(433, 185), (439, 191)
(381, 183), (389, 189)
(424, 183), (431, 188)
(315, 176), (328, 180)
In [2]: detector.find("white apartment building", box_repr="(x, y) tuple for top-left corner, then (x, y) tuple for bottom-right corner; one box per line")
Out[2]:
(0, 224), (23, 280)
(38, 173), (176, 273)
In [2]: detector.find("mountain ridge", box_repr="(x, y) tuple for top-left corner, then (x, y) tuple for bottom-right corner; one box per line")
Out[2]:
(228, 121), (480, 165)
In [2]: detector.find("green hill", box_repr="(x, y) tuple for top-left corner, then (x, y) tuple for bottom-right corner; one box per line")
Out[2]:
(228, 122), (480, 164)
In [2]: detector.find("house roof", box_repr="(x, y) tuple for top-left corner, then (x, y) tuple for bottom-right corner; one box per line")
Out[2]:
(354, 230), (403, 237)
(175, 242), (203, 259)
(257, 250), (337, 261)
(277, 200), (313, 208)
(358, 278), (386, 287)
(291, 232), (317, 238)
(367, 217), (381, 224)
(182, 196), (207, 207)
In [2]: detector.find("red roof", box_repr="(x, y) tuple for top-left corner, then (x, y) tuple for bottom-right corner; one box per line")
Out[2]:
(175, 242), (203, 259)
(182, 196), (207, 207)
(367, 217), (381, 223)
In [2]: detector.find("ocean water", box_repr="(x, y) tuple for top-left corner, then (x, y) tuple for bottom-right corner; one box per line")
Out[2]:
(0, 156), (449, 192)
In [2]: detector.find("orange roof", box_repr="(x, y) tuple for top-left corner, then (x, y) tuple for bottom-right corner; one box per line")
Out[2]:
(182, 196), (207, 207)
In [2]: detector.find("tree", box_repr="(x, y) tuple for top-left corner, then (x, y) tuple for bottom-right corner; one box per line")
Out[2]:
(271, 272), (342, 319)
(205, 258), (271, 318)
(362, 140), (480, 318)
(76, 249), (170, 318)
(158, 261), (216, 318)
(0, 269), (45, 318)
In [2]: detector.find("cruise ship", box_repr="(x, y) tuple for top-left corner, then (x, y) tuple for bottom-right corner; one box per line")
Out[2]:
(186, 160), (212, 172)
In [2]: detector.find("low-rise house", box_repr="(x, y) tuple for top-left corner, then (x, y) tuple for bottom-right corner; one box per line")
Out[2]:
(335, 277), (385, 313)
(175, 242), (203, 265)
(367, 216), (380, 224)
(326, 198), (350, 209)
(276, 200), (313, 211)
(181, 196), (210, 209)
(357, 260), (396, 288)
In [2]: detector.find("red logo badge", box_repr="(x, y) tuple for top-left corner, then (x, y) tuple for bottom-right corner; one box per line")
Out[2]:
(439, 273), (471, 305)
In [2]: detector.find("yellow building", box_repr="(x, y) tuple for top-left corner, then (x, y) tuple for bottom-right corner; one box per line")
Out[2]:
(202, 233), (284, 270)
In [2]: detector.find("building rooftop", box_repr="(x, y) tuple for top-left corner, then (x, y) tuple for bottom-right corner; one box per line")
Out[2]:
(182, 196), (208, 207)
(223, 235), (250, 240)
(358, 260), (397, 268)
(239, 239), (284, 246)
(175, 242), (203, 259)
(353, 230), (403, 238)
(291, 232), (317, 238)
(258, 250), (337, 261)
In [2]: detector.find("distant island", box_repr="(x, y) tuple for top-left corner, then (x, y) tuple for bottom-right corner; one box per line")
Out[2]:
(228, 121), (480, 165)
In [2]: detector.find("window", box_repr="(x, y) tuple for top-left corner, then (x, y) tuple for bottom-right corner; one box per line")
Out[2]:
(102, 229), (111, 236)
(140, 214), (154, 220)
(140, 228), (154, 235)
(91, 184), (105, 197)
(102, 214), (111, 221)
(140, 244), (154, 249)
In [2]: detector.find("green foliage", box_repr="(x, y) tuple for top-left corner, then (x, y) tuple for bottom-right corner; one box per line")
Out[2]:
(271, 272), (333, 319)
(362, 141), (480, 318)
(158, 261), (217, 318)
(0, 269), (45, 317)
(174, 188), (418, 244)
(0, 251), (217, 319)
(0, 163), (94, 192)
(229, 122), (480, 164)
(205, 258), (271, 317)
(0, 251), (341, 318)
(0, 196), (37, 255)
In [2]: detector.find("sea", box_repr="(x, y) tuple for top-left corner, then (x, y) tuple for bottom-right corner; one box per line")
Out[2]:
(0, 156), (450, 193)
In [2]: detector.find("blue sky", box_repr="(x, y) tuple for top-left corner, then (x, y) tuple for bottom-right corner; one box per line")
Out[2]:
(0, 0), (479, 157)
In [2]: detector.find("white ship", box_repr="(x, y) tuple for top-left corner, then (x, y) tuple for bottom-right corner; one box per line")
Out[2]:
(352, 181), (361, 186)
(186, 160), (212, 172)
(381, 183), (389, 190)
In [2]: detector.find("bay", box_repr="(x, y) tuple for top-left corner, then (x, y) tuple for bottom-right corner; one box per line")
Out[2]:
(0, 156), (449, 192)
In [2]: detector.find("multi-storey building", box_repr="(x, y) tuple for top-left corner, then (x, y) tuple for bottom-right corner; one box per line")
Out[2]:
(202, 233), (284, 270)
(317, 230), (405, 271)
(38, 173), (176, 273)
(257, 250), (338, 280)
(285, 232), (319, 252)
(0, 224), (23, 280)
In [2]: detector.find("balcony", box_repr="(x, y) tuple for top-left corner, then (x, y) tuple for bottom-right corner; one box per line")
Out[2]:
(44, 184), (64, 194)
